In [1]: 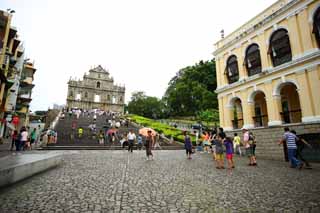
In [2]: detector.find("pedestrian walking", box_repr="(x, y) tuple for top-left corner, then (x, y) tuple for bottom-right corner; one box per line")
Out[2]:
(20, 127), (28, 151)
(10, 130), (18, 151)
(30, 128), (37, 150)
(242, 128), (257, 166)
(184, 131), (193, 159)
(224, 137), (235, 170)
(279, 127), (303, 169)
(233, 133), (242, 156)
(215, 133), (225, 169)
(145, 130), (154, 160)
(127, 130), (136, 153)
(291, 130), (312, 169)
(137, 134), (143, 150)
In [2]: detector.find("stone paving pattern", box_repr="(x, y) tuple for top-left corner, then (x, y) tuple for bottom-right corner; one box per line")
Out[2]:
(0, 150), (320, 212)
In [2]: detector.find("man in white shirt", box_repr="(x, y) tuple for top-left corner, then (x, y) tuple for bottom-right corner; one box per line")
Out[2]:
(127, 130), (136, 153)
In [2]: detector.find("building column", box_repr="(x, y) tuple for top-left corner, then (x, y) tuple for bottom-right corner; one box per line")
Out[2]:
(242, 101), (255, 129)
(259, 31), (272, 71)
(297, 67), (320, 123)
(235, 47), (247, 81)
(287, 14), (303, 60)
(266, 94), (283, 126)
(223, 99), (233, 131)
(298, 8), (315, 53)
(218, 96), (225, 127)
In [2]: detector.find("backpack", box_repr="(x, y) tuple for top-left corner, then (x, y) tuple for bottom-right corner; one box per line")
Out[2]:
(249, 132), (256, 144)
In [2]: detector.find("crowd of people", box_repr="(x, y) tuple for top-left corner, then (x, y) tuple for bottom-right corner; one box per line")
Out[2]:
(183, 126), (312, 170)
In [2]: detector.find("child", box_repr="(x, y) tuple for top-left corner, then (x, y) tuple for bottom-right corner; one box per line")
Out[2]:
(224, 137), (235, 169)
(184, 131), (193, 159)
(215, 133), (225, 169)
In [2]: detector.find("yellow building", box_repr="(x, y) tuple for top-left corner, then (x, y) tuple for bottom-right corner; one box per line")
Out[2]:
(214, 0), (320, 131)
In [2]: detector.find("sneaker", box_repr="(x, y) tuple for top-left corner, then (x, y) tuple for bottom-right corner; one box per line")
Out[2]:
(298, 163), (304, 170)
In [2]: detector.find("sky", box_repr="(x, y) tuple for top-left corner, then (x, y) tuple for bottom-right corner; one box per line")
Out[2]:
(0, 0), (276, 111)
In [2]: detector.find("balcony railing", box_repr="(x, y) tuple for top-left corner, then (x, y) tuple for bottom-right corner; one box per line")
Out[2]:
(280, 109), (302, 124)
(232, 118), (244, 130)
(253, 115), (268, 127)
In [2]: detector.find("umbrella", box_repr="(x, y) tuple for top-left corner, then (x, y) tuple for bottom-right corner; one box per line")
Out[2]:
(139, 127), (156, 137)
(107, 128), (118, 135)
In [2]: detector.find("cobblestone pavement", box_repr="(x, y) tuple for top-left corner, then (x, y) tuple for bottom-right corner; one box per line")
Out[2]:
(0, 150), (320, 212)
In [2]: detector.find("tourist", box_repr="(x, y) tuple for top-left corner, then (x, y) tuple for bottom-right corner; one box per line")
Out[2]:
(233, 133), (242, 156)
(218, 127), (226, 139)
(224, 137), (235, 170)
(137, 134), (143, 150)
(20, 127), (28, 151)
(120, 133), (128, 148)
(127, 130), (136, 153)
(204, 132), (211, 153)
(279, 127), (303, 169)
(93, 113), (97, 122)
(211, 134), (218, 160)
(184, 131), (193, 159)
(30, 128), (37, 150)
(291, 130), (312, 169)
(250, 131), (257, 157)
(145, 130), (154, 160)
(215, 133), (225, 169)
(243, 128), (256, 166)
(10, 130), (18, 151)
(98, 130), (104, 145)
(78, 127), (83, 139)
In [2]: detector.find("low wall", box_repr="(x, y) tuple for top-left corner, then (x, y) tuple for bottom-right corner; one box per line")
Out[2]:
(0, 152), (63, 188)
(225, 123), (320, 161)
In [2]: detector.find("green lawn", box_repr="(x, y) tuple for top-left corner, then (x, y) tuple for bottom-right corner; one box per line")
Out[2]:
(126, 114), (196, 144)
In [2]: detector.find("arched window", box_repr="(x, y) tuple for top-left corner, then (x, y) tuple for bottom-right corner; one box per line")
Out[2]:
(120, 96), (123, 103)
(69, 90), (73, 97)
(225, 55), (239, 84)
(245, 44), (262, 76)
(107, 95), (111, 101)
(312, 7), (320, 48)
(84, 91), (88, 98)
(268, 29), (292, 67)
(96, 82), (100, 88)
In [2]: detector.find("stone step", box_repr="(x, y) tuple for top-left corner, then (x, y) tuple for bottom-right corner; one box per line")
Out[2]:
(39, 146), (184, 150)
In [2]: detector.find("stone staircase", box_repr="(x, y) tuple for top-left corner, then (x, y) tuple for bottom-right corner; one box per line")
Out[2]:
(42, 113), (183, 150)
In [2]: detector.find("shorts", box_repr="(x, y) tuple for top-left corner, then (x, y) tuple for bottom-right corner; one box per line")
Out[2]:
(246, 147), (253, 157)
(215, 154), (224, 160)
(186, 149), (192, 155)
(226, 154), (233, 160)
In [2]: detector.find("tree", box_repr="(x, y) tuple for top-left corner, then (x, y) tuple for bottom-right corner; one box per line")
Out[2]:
(127, 91), (165, 119)
(164, 59), (218, 117)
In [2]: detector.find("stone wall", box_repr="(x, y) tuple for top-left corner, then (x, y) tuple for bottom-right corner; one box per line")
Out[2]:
(225, 123), (320, 161)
